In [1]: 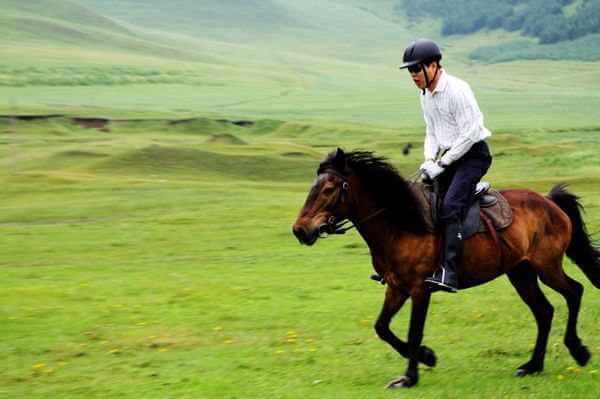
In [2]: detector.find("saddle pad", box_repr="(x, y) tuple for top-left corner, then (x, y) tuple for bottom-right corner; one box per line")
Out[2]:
(409, 183), (513, 234)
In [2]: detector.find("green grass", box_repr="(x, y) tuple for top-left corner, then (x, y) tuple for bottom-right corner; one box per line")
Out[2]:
(0, 118), (599, 398)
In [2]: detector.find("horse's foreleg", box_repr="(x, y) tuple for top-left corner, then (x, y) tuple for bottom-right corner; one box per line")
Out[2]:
(386, 287), (432, 389)
(375, 286), (437, 367)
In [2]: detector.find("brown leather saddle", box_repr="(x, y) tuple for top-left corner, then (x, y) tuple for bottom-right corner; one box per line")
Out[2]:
(411, 182), (513, 239)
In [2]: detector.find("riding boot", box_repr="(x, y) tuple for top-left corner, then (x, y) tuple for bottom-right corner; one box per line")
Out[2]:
(425, 221), (463, 293)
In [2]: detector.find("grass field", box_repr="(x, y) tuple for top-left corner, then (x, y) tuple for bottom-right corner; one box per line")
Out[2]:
(0, 116), (598, 398)
(1, 0), (600, 398)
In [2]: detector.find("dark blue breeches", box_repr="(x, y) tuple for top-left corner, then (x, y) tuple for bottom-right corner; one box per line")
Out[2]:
(437, 140), (492, 224)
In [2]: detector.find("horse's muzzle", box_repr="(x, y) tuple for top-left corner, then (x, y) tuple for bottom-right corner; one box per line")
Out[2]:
(292, 224), (319, 246)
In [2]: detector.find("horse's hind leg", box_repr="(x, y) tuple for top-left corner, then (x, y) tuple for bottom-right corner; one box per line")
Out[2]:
(538, 267), (591, 366)
(507, 263), (554, 376)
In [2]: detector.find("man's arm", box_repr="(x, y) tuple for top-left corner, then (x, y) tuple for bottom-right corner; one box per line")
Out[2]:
(439, 85), (484, 165)
(423, 110), (438, 161)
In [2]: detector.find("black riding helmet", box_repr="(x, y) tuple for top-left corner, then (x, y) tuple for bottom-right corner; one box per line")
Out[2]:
(399, 39), (442, 93)
(399, 39), (442, 69)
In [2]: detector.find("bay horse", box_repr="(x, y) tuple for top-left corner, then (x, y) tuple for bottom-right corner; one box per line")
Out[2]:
(292, 148), (600, 389)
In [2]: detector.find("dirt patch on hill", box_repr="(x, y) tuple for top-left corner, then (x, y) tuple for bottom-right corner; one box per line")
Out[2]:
(1, 115), (259, 134)
(207, 133), (247, 145)
(0, 114), (65, 121)
(72, 118), (110, 132)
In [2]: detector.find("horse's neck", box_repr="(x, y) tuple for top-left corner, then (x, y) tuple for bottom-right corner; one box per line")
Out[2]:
(350, 186), (431, 287)
(350, 193), (396, 255)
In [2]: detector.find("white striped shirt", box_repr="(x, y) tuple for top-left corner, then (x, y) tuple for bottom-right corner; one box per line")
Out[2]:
(420, 71), (492, 165)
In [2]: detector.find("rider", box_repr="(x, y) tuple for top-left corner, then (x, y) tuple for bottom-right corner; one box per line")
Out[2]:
(399, 39), (493, 293)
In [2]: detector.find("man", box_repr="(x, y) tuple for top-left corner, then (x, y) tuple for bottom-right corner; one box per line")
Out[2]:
(399, 39), (493, 293)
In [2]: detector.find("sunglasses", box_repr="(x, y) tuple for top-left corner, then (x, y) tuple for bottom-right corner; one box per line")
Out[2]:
(407, 64), (423, 73)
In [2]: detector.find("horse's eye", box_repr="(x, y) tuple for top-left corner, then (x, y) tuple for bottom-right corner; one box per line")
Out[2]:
(322, 187), (335, 196)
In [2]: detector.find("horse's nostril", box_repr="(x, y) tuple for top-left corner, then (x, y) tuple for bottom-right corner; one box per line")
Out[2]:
(293, 225), (307, 243)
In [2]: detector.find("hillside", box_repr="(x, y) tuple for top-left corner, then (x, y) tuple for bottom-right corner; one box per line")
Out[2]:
(403, 0), (600, 44)
(0, 0), (202, 62)
(0, 0), (599, 130)
(0, 0), (417, 84)
(401, 0), (600, 62)
(76, 0), (600, 63)
(74, 0), (419, 63)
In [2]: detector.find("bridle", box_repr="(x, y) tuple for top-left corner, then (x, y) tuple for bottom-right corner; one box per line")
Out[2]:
(316, 168), (388, 237)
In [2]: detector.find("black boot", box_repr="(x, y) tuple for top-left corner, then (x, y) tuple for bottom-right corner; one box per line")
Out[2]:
(425, 221), (463, 293)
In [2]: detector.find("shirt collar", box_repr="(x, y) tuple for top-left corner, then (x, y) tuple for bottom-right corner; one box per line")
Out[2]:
(431, 70), (448, 94)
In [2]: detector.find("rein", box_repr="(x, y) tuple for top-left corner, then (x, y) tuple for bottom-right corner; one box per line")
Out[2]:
(320, 207), (388, 237)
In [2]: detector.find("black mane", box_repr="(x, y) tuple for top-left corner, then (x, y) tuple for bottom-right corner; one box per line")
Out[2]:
(319, 150), (427, 234)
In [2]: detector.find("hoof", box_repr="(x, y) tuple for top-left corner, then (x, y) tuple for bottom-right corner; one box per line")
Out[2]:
(515, 368), (535, 377)
(386, 375), (416, 389)
(569, 344), (591, 366)
(420, 345), (437, 368)
(515, 362), (543, 377)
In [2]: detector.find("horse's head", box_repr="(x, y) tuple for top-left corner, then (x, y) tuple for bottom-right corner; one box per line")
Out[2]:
(293, 148), (353, 245)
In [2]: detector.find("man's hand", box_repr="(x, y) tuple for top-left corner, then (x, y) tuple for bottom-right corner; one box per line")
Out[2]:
(420, 159), (435, 171)
(421, 160), (445, 179)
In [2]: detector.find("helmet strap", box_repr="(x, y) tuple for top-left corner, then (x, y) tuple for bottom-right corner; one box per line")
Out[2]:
(422, 62), (428, 95)
(422, 63), (440, 95)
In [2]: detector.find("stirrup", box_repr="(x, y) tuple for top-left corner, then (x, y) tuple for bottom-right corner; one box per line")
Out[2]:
(425, 268), (458, 293)
(425, 278), (458, 293)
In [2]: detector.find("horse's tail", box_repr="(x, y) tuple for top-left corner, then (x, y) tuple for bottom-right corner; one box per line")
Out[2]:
(548, 183), (600, 289)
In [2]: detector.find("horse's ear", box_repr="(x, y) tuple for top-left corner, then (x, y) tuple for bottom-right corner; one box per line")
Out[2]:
(334, 147), (345, 165)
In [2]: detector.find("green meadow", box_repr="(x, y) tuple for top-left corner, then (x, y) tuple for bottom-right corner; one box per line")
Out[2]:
(1, 1), (599, 398)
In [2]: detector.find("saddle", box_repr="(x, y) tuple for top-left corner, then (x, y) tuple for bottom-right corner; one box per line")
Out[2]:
(411, 182), (513, 239)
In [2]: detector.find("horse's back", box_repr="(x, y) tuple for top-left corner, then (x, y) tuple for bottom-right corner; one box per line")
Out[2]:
(499, 188), (571, 264)
(457, 188), (570, 288)
(500, 188), (570, 228)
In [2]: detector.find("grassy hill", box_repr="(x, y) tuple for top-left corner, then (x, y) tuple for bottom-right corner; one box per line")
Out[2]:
(75, 0), (416, 62)
(0, 0), (599, 131)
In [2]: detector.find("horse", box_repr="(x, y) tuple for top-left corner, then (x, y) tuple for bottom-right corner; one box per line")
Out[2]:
(292, 148), (600, 389)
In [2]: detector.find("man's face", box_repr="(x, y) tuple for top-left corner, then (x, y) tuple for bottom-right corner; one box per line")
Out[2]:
(408, 62), (437, 90)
